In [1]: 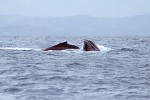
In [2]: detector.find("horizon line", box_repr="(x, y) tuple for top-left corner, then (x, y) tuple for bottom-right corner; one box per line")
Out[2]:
(0, 13), (150, 19)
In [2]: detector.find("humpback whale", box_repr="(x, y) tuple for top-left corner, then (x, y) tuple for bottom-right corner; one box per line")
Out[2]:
(44, 41), (80, 51)
(44, 40), (100, 51)
(83, 40), (100, 51)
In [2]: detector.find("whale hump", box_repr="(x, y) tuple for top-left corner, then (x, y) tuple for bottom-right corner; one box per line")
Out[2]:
(44, 41), (79, 51)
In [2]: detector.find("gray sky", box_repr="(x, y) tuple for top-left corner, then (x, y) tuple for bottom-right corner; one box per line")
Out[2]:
(0, 0), (150, 18)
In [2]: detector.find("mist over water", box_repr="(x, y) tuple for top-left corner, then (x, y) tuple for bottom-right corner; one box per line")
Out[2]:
(0, 35), (150, 100)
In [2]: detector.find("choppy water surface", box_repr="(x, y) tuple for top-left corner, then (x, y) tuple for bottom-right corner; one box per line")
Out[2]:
(0, 35), (150, 100)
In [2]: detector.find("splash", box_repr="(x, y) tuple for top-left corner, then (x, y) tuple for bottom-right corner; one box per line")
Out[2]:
(60, 45), (111, 54)
(97, 45), (111, 53)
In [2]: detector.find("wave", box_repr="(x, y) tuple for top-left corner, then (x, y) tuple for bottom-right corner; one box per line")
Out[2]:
(0, 45), (111, 53)
(0, 47), (41, 51)
(0, 93), (15, 100)
(120, 48), (138, 52)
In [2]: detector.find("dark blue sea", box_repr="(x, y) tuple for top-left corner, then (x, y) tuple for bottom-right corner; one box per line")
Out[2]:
(0, 35), (150, 100)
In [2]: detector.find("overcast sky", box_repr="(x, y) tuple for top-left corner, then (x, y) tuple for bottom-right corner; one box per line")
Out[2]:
(0, 0), (150, 18)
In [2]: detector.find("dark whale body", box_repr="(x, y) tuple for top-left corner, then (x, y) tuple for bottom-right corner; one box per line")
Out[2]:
(44, 41), (79, 51)
(44, 40), (100, 51)
(83, 40), (100, 51)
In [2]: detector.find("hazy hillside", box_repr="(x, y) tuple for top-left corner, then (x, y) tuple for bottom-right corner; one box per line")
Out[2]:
(0, 14), (150, 36)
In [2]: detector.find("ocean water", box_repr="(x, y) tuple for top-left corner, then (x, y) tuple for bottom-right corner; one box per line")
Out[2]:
(0, 35), (150, 100)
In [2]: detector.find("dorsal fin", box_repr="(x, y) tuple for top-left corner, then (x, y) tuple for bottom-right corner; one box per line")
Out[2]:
(59, 41), (68, 45)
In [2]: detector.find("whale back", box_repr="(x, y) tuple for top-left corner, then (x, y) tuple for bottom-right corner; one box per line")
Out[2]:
(44, 41), (79, 51)
(83, 40), (100, 51)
